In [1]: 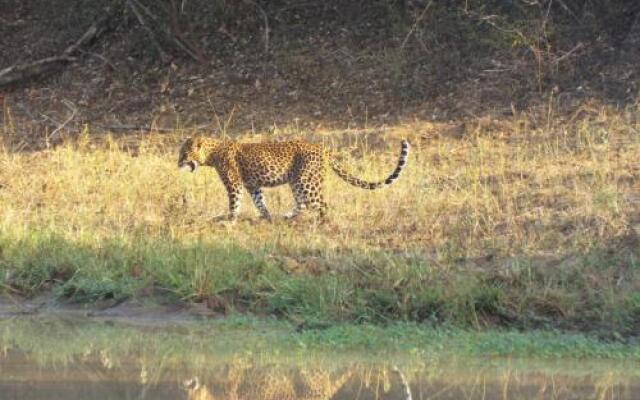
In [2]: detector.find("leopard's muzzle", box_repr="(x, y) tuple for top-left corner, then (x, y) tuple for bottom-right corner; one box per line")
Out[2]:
(179, 160), (199, 172)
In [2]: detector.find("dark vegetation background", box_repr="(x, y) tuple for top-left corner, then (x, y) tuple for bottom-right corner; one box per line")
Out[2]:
(1, 0), (639, 136)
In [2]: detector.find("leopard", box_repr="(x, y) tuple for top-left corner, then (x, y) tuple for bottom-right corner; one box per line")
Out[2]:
(177, 136), (409, 221)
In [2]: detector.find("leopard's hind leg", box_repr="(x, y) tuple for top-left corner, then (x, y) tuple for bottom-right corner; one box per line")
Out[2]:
(284, 182), (307, 219)
(284, 153), (327, 220)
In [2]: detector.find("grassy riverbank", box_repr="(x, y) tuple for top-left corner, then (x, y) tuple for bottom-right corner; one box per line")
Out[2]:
(1, 109), (639, 337)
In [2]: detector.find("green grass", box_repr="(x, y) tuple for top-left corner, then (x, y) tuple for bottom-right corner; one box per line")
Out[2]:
(0, 226), (638, 336)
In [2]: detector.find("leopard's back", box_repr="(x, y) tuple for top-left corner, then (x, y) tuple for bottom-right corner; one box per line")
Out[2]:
(236, 141), (323, 188)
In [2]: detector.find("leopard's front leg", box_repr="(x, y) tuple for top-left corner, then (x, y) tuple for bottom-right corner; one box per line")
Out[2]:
(216, 157), (244, 221)
(225, 186), (243, 219)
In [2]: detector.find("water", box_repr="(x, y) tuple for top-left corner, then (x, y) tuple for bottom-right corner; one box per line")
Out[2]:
(0, 317), (638, 400)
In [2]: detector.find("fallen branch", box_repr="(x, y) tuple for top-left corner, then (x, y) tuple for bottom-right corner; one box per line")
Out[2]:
(126, 0), (170, 62)
(0, 17), (26, 28)
(64, 6), (121, 57)
(0, 3), (121, 87)
(0, 55), (74, 87)
(129, 0), (202, 62)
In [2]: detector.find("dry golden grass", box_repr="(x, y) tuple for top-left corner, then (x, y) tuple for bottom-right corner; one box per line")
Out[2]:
(1, 108), (638, 260)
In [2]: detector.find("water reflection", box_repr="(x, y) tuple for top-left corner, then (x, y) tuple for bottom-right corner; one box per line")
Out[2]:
(0, 318), (638, 400)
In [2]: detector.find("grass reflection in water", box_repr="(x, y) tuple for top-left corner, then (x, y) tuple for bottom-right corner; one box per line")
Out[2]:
(0, 317), (638, 400)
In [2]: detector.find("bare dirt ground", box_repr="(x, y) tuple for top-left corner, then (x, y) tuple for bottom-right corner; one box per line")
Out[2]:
(1, 0), (639, 143)
(0, 292), (219, 327)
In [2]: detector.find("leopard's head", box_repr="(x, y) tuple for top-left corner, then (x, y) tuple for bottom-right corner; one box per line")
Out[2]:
(178, 137), (211, 172)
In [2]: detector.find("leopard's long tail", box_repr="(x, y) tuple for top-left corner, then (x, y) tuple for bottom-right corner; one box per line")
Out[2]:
(329, 140), (409, 189)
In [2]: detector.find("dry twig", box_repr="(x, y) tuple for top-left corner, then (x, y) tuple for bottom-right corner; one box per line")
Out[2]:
(401, 0), (434, 50)
(47, 100), (77, 145)
(168, 0), (205, 62)
(97, 123), (212, 132)
(247, 0), (270, 53)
